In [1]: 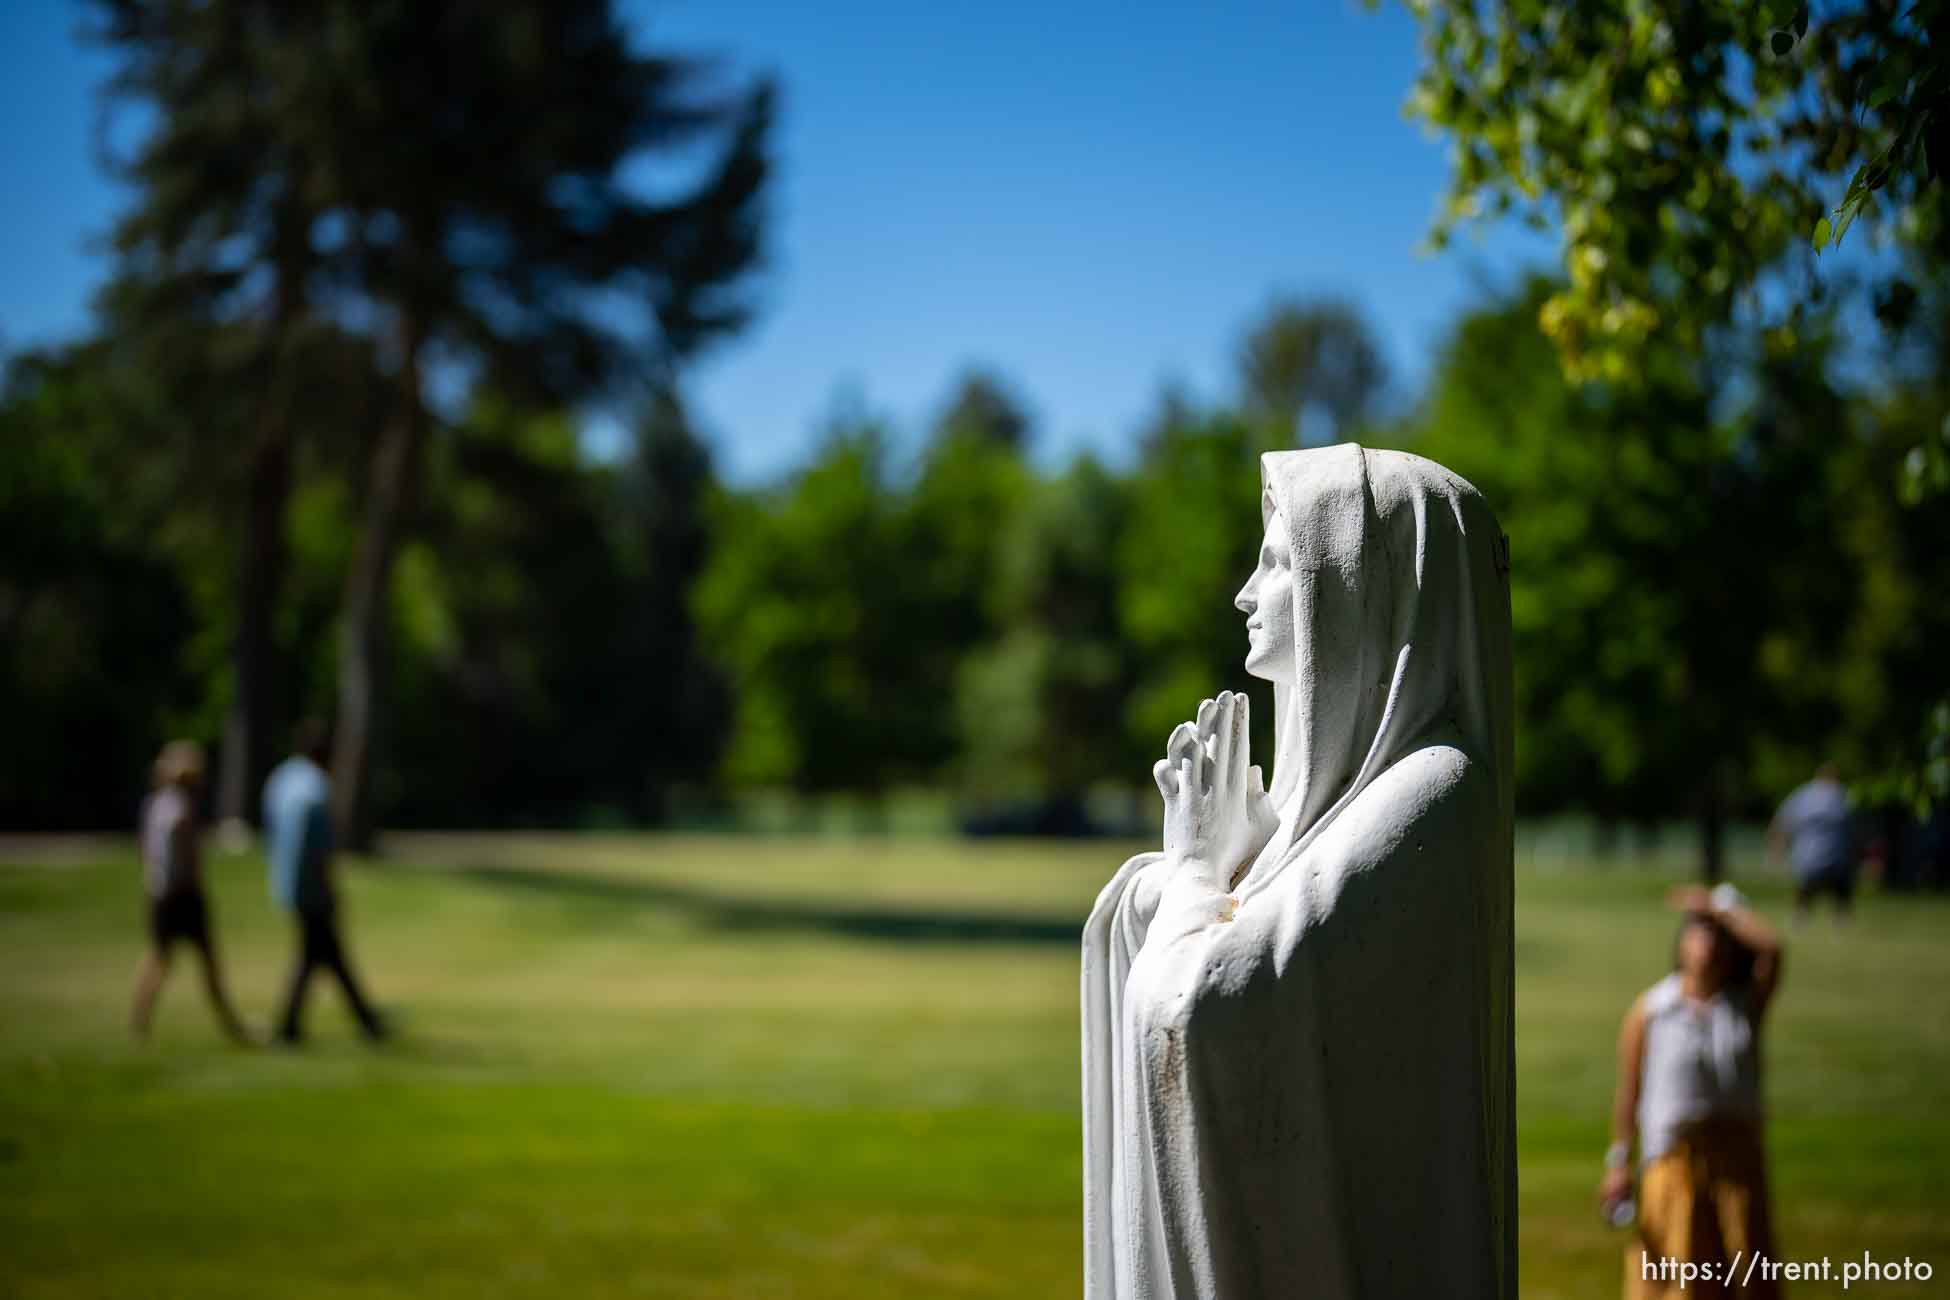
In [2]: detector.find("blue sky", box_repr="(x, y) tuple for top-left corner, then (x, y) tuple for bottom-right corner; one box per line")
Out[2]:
(1, 0), (1554, 482)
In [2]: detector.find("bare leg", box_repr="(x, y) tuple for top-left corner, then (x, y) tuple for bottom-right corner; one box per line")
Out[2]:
(194, 937), (254, 1045)
(130, 948), (169, 1039)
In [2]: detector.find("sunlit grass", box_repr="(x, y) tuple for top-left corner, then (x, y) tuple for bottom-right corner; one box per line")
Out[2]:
(2, 833), (1946, 1297)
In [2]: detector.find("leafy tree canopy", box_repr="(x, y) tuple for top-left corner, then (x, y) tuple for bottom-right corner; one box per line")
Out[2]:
(1396, 0), (1950, 388)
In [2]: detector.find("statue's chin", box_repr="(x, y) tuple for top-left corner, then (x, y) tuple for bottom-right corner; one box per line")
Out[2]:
(1242, 651), (1289, 685)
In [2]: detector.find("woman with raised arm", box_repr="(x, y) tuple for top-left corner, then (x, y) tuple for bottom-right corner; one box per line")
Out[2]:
(1081, 445), (1515, 1300)
(1601, 883), (1785, 1300)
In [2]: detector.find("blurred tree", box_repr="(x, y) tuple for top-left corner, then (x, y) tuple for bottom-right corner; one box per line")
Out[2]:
(0, 347), (207, 828)
(1400, 278), (1879, 878)
(335, 386), (729, 828)
(695, 382), (1034, 804)
(221, 1), (772, 848)
(932, 368), (1032, 451)
(694, 416), (908, 797)
(1395, 0), (1950, 825)
(93, 0), (770, 843)
(374, 400), (626, 825)
(595, 387), (729, 821)
(1119, 404), (1281, 769)
(1395, 2), (1943, 379)
(1395, 285), (1620, 818)
(956, 455), (1139, 815)
(1, 318), (376, 820)
(88, 286), (389, 778)
(1843, 283), (1950, 813)
(900, 380), (1035, 773)
(91, 0), (335, 826)
(1236, 295), (1388, 444)
(1398, 0), (1950, 409)
(1774, 2), (1950, 260)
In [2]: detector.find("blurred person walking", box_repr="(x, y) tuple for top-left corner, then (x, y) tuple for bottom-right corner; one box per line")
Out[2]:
(264, 721), (386, 1044)
(1600, 884), (1785, 1299)
(130, 741), (252, 1043)
(1770, 762), (1856, 923)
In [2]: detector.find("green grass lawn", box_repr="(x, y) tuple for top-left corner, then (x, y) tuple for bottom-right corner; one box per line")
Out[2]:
(2, 832), (1947, 1297)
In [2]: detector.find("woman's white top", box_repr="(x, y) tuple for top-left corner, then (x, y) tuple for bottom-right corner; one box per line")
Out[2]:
(1636, 972), (1761, 1163)
(139, 786), (194, 899)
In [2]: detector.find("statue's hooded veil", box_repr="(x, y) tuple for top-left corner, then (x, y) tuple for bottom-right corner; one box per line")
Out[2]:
(1244, 444), (1513, 896)
(1081, 444), (1516, 1300)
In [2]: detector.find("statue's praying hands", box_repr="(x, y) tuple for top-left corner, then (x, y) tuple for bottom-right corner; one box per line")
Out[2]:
(1152, 689), (1279, 894)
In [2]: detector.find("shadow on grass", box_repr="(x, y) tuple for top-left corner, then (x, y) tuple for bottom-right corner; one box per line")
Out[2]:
(447, 862), (1081, 946)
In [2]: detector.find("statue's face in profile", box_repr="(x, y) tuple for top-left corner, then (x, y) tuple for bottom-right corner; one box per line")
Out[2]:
(1234, 501), (1296, 682)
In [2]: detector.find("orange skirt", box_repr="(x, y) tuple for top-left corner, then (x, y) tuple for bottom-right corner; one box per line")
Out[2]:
(1626, 1117), (1781, 1299)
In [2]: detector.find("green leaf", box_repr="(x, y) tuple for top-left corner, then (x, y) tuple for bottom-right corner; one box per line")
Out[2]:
(1840, 160), (1872, 204)
(1899, 106), (1931, 162)
(1864, 49), (1918, 110)
(1813, 215), (1833, 250)
(1833, 196), (1865, 247)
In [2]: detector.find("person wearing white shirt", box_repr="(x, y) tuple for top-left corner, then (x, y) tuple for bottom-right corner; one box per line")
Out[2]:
(130, 740), (251, 1043)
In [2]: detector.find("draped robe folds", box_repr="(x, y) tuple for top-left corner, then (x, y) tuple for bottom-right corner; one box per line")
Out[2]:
(1081, 446), (1516, 1300)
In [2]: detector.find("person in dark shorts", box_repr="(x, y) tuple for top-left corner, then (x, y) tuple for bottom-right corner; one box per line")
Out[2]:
(130, 740), (252, 1043)
(263, 721), (387, 1043)
(1770, 761), (1857, 922)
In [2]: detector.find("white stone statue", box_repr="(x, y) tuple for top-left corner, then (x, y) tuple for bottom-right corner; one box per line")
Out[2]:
(1081, 444), (1515, 1299)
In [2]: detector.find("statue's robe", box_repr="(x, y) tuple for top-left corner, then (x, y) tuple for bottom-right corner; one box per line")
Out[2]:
(1081, 446), (1516, 1299)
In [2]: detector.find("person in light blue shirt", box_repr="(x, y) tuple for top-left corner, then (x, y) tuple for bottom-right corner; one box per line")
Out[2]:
(263, 721), (386, 1042)
(1769, 762), (1856, 923)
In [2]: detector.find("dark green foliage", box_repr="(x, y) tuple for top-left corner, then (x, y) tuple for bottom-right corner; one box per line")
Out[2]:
(9, 259), (1942, 838)
(956, 456), (1141, 805)
(1118, 408), (1281, 767)
(0, 351), (206, 828)
(1395, 0), (1950, 827)
(1397, 0), (1943, 370)
(1394, 277), (1949, 863)
(933, 369), (1032, 452)
(693, 381), (1042, 803)
(694, 419), (907, 794)
(86, 0), (775, 846)
(347, 394), (727, 827)
(1396, 0), (1950, 501)
(1236, 295), (1388, 443)
(603, 392), (733, 820)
